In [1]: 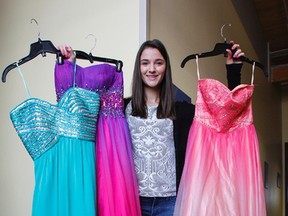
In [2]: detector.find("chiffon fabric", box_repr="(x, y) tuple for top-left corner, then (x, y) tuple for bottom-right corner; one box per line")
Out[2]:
(174, 61), (266, 216)
(55, 60), (141, 216)
(10, 65), (100, 215)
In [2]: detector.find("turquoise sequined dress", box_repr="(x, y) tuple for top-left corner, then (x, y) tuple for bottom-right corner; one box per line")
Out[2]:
(10, 65), (100, 216)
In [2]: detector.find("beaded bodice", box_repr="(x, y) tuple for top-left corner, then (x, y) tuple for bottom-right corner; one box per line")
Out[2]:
(195, 79), (254, 132)
(10, 87), (100, 160)
(55, 61), (124, 118)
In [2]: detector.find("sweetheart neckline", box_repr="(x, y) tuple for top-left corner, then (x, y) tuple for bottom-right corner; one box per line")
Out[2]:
(198, 78), (254, 93)
(10, 87), (99, 114)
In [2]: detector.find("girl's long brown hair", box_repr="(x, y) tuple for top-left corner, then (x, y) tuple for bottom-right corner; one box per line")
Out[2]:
(131, 39), (175, 119)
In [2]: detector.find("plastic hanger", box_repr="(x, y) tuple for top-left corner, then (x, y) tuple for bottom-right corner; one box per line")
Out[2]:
(2, 19), (64, 83)
(75, 51), (123, 72)
(74, 50), (93, 63)
(180, 24), (267, 76)
(75, 34), (123, 72)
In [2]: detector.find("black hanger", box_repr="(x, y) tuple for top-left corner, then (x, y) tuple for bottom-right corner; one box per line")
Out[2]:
(74, 50), (93, 63)
(74, 34), (123, 72)
(2, 38), (64, 83)
(181, 42), (268, 76)
(2, 19), (65, 83)
(75, 50), (123, 72)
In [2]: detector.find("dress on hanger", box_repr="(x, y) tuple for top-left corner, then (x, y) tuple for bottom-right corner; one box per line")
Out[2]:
(10, 64), (100, 216)
(174, 60), (266, 216)
(55, 60), (141, 216)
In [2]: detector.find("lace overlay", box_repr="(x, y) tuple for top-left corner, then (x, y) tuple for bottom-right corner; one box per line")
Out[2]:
(126, 103), (176, 197)
(195, 79), (254, 132)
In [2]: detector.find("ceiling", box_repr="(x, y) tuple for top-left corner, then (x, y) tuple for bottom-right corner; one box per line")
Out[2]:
(252, 0), (288, 84)
(252, 0), (288, 66)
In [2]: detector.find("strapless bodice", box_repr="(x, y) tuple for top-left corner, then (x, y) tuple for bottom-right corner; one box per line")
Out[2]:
(10, 87), (100, 160)
(55, 61), (124, 118)
(195, 79), (254, 132)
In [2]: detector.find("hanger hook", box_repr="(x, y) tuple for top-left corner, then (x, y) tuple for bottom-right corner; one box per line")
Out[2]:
(85, 34), (97, 53)
(220, 23), (232, 42)
(30, 18), (41, 39)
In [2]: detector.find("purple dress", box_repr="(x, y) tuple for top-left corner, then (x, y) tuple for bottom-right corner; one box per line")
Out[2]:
(55, 60), (141, 216)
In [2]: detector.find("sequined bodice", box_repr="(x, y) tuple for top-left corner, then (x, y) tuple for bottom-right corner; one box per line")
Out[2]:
(55, 61), (124, 118)
(10, 87), (100, 160)
(195, 79), (254, 132)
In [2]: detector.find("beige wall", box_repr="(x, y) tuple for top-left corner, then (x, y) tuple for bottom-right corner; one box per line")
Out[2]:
(0, 0), (141, 215)
(149, 0), (283, 215)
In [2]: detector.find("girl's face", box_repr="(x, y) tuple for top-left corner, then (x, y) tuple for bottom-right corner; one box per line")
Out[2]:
(140, 47), (166, 89)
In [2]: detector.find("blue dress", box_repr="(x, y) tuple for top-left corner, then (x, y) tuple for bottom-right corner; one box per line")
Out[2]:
(10, 66), (100, 216)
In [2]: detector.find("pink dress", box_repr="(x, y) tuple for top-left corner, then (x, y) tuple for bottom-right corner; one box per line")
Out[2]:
(55, 61), (141, 216)
(174, 62), (266, 216)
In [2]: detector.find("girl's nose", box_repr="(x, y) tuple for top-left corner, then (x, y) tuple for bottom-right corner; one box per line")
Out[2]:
(149, 64), (156, 72)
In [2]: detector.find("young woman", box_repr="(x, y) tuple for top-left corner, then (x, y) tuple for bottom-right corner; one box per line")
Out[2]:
(124, 39), (244, 216)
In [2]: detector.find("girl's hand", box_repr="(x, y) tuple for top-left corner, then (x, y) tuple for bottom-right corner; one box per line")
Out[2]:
(226, 41), (245, 65)
(57, 45), (75, 62)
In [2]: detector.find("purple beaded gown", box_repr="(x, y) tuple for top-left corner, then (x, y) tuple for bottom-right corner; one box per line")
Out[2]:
(55, 60), (141, 216)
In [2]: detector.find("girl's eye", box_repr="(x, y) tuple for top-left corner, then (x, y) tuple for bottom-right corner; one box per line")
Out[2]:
(141, 61), (148, 66)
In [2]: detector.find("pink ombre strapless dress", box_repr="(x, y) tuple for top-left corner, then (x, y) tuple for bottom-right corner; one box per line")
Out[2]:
(174, 67), (266, 215)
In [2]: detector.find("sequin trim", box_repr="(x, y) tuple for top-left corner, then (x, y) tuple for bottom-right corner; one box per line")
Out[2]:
(195, 79), (254, 132)
(96, 85), (125, 118)
(10, 88), (100, 160)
